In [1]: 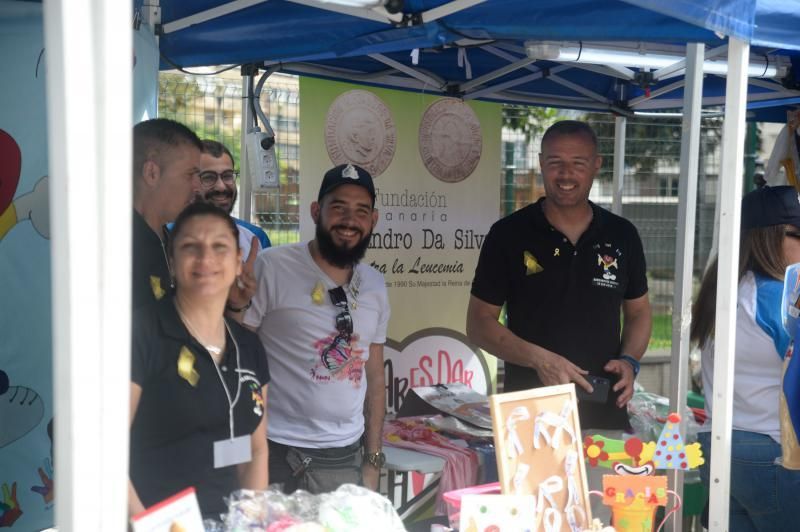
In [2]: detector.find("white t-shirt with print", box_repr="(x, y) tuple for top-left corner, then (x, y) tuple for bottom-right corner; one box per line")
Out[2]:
(244, 242), (390, 448)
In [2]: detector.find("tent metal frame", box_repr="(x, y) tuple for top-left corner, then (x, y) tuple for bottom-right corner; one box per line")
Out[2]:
(43, 0), (799, 530)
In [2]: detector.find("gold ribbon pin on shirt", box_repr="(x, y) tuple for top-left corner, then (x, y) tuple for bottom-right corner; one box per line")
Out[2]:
(523, 251), (544, 275)
(177, 346), (199, 387)
(150, 275), (165, 300)
(311, 280), (325, 305)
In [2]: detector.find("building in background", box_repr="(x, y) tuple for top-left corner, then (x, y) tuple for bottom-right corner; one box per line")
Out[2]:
(157, 69), (782, 394)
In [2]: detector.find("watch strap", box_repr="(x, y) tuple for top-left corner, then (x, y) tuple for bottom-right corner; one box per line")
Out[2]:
(363, 450), (386, 468)
(619, 354), (640, 377)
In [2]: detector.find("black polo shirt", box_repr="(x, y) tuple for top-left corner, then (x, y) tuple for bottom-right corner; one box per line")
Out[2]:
(472, 198), (648, 430)
(132, 210), (172, 310)
(130, 297), (270, 516)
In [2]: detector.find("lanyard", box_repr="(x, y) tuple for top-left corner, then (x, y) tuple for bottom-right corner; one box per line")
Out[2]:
(175, 300), (242, 440)
(211, 320), (242, 440)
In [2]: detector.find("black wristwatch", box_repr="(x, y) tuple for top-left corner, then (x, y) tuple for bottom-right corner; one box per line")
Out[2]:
(364, 450), (386, 468)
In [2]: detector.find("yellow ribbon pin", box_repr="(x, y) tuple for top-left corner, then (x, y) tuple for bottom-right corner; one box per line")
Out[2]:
(150, 275), (165, 300)
(311, 281), (325, 305)
(177, 346), (199, 387)
(523, 251), (543, 275)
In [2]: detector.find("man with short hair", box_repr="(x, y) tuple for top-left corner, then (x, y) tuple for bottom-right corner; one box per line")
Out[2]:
(132, 118), (202, 309)
(199, 139), (271, 260)
(467, 119), (652, 425)
(238, 163), (389, 494)
(466, 120), (652, 520)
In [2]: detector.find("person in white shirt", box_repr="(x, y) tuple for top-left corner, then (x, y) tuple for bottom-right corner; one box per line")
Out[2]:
(237, 163), (389, 493)
(692, 185), (800, 531)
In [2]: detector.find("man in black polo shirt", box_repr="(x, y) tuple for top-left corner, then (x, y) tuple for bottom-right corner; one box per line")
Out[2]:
(466, 120), (651, 431)
(132, 119), (202, 309)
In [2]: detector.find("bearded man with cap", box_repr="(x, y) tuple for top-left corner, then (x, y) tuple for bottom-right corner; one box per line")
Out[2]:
(237, 163), (389, 493)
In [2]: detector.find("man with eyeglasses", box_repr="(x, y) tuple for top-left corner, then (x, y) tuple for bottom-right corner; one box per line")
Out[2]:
(236, 163), (389, 494)
(199, 140), (271, 261)
(132, 118), (203, 309)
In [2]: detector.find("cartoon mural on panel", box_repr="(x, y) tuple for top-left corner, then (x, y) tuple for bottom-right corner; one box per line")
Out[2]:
(0, 130), (49, 242)
(0, 126), (52, 528)
(1, 4), (54, 529)
(1, 4), (158, 527)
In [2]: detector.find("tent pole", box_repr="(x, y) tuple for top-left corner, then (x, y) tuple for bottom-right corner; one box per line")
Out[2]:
(43, 0), (132, 529)
(667, 42), (704, 532)
(611, 116), (626, 215)
(240, 72), (255, 222)
(708, 36), (749, 532)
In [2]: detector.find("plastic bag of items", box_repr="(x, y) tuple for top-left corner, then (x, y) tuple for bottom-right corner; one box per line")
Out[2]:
(627, 388), (703, 443)
(205, 484), (406, 531)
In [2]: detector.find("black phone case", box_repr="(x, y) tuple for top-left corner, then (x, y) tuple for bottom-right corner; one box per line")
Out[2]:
(576, 375), (611, 403)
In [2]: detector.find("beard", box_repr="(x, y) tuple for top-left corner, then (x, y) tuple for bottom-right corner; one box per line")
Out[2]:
(315, 222), (372, 269)
(203, 188), (236, 214)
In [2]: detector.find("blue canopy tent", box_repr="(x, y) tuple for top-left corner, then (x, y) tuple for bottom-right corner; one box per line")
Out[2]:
(150, 0), (800, 119)
(143, 5), (800, 532)
(37, 0), (800, 530)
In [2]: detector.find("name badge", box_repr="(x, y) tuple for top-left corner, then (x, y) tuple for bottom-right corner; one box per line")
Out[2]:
(213, 435), (251, 469)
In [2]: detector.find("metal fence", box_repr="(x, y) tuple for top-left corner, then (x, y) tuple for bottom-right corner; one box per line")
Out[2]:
(502, 110), (724, 352)
(159, 71), (301, 245)
(159, 72), (727, 355)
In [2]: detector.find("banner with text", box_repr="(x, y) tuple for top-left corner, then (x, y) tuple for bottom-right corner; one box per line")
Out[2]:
(299, 78), (501, 399)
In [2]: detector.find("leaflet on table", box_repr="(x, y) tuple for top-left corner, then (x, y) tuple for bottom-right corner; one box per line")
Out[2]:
(405, 383), (493, 429)
(426, 414), (494, 438)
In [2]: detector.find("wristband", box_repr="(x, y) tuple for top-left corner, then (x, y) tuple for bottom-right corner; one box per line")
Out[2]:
(619, 354), (640, 377)
(226, 300), (252, 313)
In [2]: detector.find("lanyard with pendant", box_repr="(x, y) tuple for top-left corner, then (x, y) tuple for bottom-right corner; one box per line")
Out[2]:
(211, 320), (251, 468)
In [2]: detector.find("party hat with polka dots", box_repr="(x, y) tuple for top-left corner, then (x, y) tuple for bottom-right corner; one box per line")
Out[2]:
(653, 413), (690, 470)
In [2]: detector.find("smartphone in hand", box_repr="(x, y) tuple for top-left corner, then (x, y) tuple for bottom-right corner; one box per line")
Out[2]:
(576, 375), (611, 404)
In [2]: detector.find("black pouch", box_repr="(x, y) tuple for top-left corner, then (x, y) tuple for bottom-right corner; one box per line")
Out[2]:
(285, 444), (362, 494)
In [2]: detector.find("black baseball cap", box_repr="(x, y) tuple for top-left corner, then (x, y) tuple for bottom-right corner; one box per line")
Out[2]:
(741, 185), (800, 230)
(318, 164), (376, 206)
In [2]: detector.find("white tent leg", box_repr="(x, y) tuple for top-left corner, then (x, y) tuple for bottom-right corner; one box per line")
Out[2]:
(240, 72), (255, 222)
(43, 0), (132, 529)
(612, 116), (626, 215)
(708, 36), (749, 532)
(667, 42), (704, 532)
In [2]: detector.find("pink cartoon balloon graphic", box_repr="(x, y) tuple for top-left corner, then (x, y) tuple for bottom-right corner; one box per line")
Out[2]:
(0, 129), (22, 215)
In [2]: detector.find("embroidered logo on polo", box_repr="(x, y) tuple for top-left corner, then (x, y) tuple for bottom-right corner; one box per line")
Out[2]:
(592, 243), (623, 289)
(237, 371), (265, 417)
(523, 250), (544, 275)
(150, 275), (166, 300)
(309, 333), (366, 387)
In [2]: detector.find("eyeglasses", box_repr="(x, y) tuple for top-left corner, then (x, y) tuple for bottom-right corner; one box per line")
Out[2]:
(199, 170), (237, 188)
(786, 231), (800, 240)
(321, 287), (353, 372)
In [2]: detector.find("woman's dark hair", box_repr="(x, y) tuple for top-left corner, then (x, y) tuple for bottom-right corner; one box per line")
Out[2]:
(691, 224), (788, 348)
(167, 201), (240, 258)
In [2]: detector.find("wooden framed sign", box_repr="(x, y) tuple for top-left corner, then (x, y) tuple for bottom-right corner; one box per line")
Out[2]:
(489, 384), (591, 532)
